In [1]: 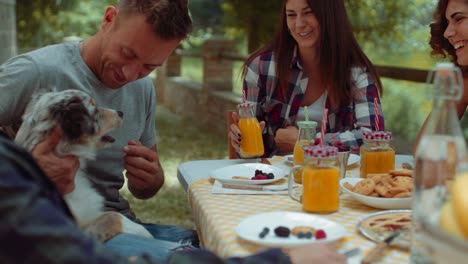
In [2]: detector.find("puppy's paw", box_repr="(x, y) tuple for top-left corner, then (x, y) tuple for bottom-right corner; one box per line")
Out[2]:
(82, 212), (123, 242)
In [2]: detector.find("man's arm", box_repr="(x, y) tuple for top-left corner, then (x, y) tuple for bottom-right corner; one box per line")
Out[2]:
(124, 142), (164, 199)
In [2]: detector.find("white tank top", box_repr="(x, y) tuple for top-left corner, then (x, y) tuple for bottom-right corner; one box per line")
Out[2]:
(297, 91), (327, 124)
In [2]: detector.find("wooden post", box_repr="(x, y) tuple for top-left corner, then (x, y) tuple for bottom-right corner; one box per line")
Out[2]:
(202, 37), (234, 93)
(0, 0), (17, 64)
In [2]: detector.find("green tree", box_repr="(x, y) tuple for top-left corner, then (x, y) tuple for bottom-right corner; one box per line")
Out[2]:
(222, 0), (436, 55)
(16, 0), (114, 49)
(189, 0), (224, 32)
(16, 0), (78, 48)
(221, 1), (281, 52)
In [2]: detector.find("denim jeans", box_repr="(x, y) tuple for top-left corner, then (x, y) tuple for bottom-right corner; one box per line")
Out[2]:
(105, 223), (199, 261)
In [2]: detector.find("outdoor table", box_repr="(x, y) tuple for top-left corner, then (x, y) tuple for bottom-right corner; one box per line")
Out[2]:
(179, 155), (413, 263)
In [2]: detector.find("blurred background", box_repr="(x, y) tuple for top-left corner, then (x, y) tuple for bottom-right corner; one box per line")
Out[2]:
(2, 0), (467, 227)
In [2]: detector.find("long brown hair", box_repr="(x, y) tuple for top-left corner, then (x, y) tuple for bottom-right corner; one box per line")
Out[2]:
(242, 0), (382, 106)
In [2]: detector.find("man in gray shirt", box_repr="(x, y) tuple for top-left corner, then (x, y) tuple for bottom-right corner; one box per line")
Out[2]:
(0, 0), (197, 260)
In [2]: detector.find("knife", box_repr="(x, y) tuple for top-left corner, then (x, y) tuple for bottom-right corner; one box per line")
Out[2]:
(361, 230), (401, 264)
(221, 183), (287, 191)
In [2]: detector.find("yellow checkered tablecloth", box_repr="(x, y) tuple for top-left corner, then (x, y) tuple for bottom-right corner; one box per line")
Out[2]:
(187, 160), (409, 263)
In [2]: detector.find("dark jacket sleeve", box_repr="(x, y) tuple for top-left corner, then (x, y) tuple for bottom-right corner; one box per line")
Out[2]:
(168, 248), (292, 264)
(0, 133), (292, 264)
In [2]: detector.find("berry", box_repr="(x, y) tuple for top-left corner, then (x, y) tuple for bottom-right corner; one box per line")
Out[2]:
(304, 231), (313, 239)
(315, 229), (327, 239)
(314, 138), (321, 145)
(259, 227), (269, 239)
(266, 173), (274, 179)
(334, 141), (343, 146)
(251, 174), (268, 180)
(332, 141), (350, 152)
(274, 226), (290, 238)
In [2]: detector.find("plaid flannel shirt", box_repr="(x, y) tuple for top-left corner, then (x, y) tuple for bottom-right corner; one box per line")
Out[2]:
(243, 47), (384, 157)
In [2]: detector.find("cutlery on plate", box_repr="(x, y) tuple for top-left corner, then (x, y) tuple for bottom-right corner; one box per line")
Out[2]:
(221, 183), (287, 191)
(361, 230), (401, 264)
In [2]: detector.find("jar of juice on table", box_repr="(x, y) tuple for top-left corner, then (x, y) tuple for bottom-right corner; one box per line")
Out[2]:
(237, 102), (264, 158)
(359, 131), (395, 178)
(289, 145), (340, 213)
(293, 121), (317, 183)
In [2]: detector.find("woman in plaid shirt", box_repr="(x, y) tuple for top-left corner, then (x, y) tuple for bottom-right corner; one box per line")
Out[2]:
(229, 0), (384, 157)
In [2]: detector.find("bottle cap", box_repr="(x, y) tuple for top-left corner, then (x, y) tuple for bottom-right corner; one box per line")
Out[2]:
(436, 62), (456, 77)
(297, 121), (317, 128)
(363, 131), (393, 141)
(303, 145), (338, 158)
(237, 102), (255, 109)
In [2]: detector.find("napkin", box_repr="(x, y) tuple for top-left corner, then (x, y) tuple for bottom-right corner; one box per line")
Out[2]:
(211, 180), (288, 195)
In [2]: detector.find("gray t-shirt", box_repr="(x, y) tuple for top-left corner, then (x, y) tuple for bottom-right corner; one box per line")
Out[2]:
(0, 42), (157, 220)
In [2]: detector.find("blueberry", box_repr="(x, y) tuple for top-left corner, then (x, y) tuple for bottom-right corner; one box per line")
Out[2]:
(259, 227), (269, 239)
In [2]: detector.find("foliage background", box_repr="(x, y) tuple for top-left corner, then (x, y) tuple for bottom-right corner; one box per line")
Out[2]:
(16, 0), (468, 149)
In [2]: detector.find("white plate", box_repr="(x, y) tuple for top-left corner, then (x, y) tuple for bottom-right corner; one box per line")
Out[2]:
(235, 211), (347, 248)
(209, 163), (286, 185)
(340, 178), (412, 209)
(284, 153), (360, 166)
(347, 154), (360, 166)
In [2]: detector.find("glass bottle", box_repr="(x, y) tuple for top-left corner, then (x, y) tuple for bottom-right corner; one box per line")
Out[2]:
(293, 121), (317, 183)
(237, 102), (264, 158)
(359, 131), (395, 178)
(410, 62), (468, 264)
(289, 145), (340, 213)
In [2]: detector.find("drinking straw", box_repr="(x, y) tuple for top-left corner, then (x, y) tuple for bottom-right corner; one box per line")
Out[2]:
(242, 89), (246, 103)
(304, 106), (309, 122)
(321, 108), (328, 147)
(374, 97), (380, 131)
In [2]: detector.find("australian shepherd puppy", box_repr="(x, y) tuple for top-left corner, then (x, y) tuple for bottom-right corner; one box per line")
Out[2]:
(15, 89), (152, 241)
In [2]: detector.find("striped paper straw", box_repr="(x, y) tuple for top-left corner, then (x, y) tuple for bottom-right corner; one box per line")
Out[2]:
(242, 89), (246, 103)
(374, 97), (380, 131)
(321, 108), (328, 147)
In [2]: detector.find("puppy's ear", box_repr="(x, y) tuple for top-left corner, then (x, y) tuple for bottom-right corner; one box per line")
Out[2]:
(50, 97), (94, 141)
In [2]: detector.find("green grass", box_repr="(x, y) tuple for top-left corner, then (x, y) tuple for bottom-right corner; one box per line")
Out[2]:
(120, 106), (227, 229)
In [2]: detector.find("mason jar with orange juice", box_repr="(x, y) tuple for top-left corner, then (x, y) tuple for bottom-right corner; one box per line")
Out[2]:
(293, 121), (317, 183)
(359, 131), (395, 178)
(289, 145), (340, 213)
(237, 102), (264, 158)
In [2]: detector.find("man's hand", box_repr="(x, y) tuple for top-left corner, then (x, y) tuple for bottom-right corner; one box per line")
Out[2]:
(274, 126), (298, 154)
(123, 141), (164, 199)
(288, 243), (346, 264)
(31, 128), (80, 194)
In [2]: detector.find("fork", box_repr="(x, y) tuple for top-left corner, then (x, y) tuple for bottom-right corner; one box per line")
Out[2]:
(344, 248), (361, 259)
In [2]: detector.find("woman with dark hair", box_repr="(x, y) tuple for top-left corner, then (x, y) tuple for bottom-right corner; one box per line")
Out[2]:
(229, 0), (384, 157)
(429, 0), (468, 119)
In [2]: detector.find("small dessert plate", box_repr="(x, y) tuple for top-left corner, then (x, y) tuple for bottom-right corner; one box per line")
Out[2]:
(209, 163), (286, 185)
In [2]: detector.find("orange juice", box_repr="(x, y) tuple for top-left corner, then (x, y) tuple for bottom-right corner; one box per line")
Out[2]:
(293, 140), (310, 183)
(239, 117), (264, 158)
(360, 148), (395, 177)
(302, 167), (340, 213)
(293, 140), (310, 164)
